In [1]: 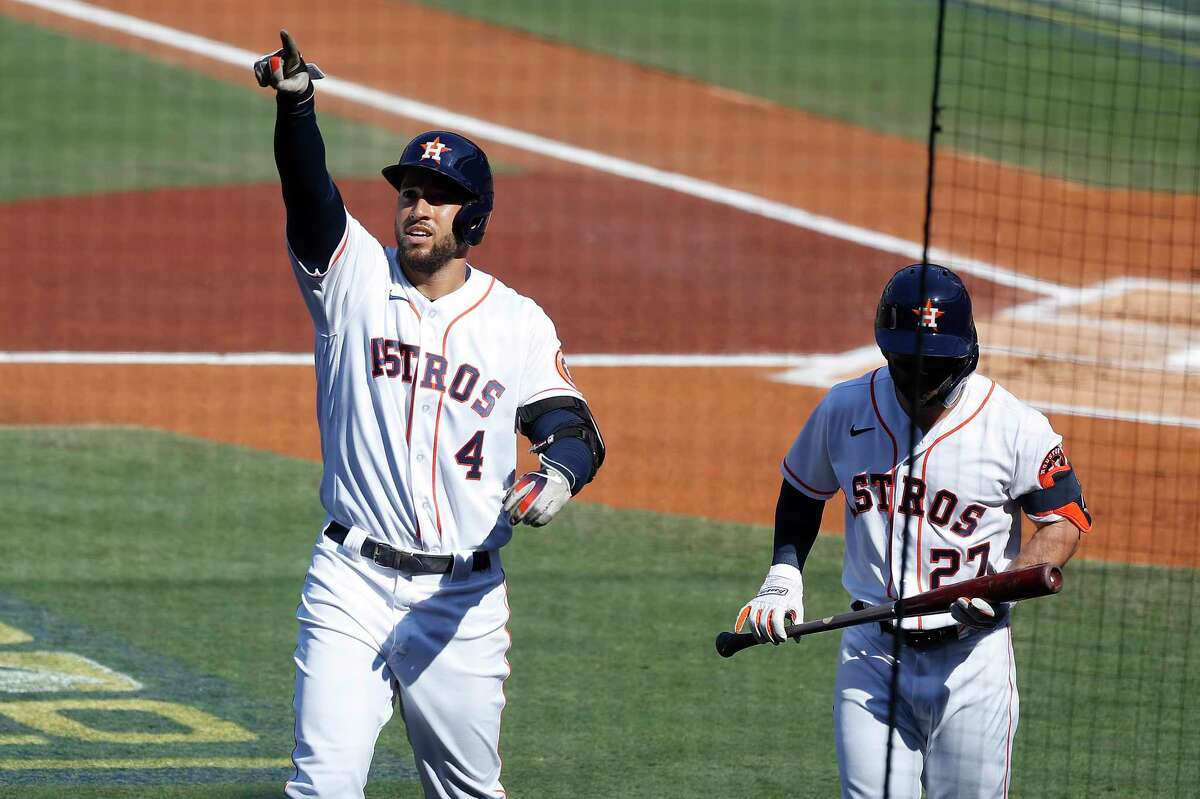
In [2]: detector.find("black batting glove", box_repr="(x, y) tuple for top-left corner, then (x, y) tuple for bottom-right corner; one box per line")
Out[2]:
(253, 30), (325, 97)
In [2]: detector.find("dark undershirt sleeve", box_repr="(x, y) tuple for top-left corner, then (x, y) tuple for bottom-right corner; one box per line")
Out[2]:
(274, 86), (347, 273)
(525, 407), (599, 495)
(772, 479), (825, 570)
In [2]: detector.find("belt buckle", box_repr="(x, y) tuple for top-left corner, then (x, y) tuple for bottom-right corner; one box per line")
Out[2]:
(371, 542), (397, 569)
(906, 627), (954, 650)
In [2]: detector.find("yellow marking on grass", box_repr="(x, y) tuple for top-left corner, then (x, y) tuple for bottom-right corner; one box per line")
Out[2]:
(0, 756), (290, 770)
(0, 699), (256, 744)
(0, 622), (33, 645)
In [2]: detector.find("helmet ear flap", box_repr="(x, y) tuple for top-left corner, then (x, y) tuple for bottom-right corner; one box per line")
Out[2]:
(875, 303), (897, 331)
(453, 198), (492, 246)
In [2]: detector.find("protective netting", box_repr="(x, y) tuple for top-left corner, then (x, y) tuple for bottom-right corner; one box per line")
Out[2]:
(897, 1), (1200, 796)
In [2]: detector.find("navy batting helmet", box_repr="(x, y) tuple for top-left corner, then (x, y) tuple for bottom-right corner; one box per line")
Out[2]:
(382, 131), (494, 246)
(875, 264), (979, 406)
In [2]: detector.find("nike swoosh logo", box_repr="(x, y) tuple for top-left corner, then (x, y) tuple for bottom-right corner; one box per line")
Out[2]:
(850, 425), (875, 437)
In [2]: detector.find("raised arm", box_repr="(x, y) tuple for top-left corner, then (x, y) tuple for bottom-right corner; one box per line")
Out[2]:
(256, 30), (346, 275)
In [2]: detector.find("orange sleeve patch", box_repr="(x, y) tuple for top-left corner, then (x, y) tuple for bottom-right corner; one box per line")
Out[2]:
(555, 350), (577, 389)
(1038, 445), (1072, 490)
(1032, 445), (1093, 533)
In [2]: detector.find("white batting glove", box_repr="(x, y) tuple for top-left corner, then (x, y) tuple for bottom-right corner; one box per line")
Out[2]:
(253, 30), (325, 95)
(502, 463), (571, 527)
(735, 564), (804, 645)
(950, 597), (1008, 630)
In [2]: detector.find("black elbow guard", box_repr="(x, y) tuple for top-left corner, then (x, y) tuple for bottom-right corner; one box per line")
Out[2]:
(516, 396), (606, 472)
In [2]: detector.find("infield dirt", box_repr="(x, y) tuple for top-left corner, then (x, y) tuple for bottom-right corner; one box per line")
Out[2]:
(1, 0), (1197, 567)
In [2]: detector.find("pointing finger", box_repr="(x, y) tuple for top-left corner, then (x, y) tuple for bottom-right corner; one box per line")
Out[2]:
(280, 29), (299, 56)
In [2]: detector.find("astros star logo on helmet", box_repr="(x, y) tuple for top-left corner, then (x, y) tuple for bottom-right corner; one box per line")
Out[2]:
(420, 137), (452, 163)
(913, 298), (945, 329)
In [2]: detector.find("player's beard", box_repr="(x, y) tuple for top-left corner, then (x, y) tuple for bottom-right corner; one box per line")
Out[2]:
(396, 230), (460, 276)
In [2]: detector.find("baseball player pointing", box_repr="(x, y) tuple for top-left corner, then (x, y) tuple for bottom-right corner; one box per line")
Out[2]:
(255, 32), (604, 798)
(735, 265), (1092, 798)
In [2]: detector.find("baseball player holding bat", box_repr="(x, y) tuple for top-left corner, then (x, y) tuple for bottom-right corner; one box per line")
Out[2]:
(255, 32), (605, 798)
(732, 264), (1093, 798)
(717, 562), (1064, 658)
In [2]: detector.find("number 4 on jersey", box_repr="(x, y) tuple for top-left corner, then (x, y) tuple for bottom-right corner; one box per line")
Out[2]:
(455, 431), (485, 480)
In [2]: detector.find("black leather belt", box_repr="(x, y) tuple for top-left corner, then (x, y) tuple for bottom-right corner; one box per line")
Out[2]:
(323, 521), (491, 574)
(852, 601), (961, 650)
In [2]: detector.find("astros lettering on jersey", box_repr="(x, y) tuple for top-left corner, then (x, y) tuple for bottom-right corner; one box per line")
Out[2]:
(291, 211), (582, 553)
(783, 366), (1086, 629)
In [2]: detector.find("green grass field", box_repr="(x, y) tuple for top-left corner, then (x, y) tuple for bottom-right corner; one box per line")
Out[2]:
(1, 427), (1197, 797)
(415, 0), (1200, 191)
(0, 16), (516, 203)
(2, 3), (1195, 199)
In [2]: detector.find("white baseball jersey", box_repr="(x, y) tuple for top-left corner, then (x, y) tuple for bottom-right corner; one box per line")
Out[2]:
(285, 209), (580, 799)
(289, 210), (583, 554)
(783, 367), (1073, 630)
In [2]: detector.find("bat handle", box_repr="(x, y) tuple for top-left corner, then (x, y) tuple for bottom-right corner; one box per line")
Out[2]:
(715, 630), (757, 658)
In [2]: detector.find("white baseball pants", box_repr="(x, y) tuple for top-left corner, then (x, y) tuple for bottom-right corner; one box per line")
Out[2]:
(834, 622), (1019, 799)
(284, 536), (511, 799)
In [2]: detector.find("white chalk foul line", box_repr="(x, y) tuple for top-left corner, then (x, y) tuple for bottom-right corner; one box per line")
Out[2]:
(14, 0), (1074, 300)
(1030, 401), (1200, 430)
(5, 350), (1199, 429)
(0, 351), (314, 366)
(0, 351), (815, 368)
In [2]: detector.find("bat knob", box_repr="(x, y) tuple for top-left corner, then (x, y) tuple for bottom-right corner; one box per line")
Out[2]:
(715, 631), (752, 658)
(1047, 565), (1063, 593)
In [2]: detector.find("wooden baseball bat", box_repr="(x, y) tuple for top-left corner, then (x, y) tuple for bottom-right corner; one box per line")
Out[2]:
(715, 562), (1062, 659)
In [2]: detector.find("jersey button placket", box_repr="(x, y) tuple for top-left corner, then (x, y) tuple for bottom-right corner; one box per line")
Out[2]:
(412, 315), (444, 538)
(894, 456), (924, 610)
(888, 461), (906, 603)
